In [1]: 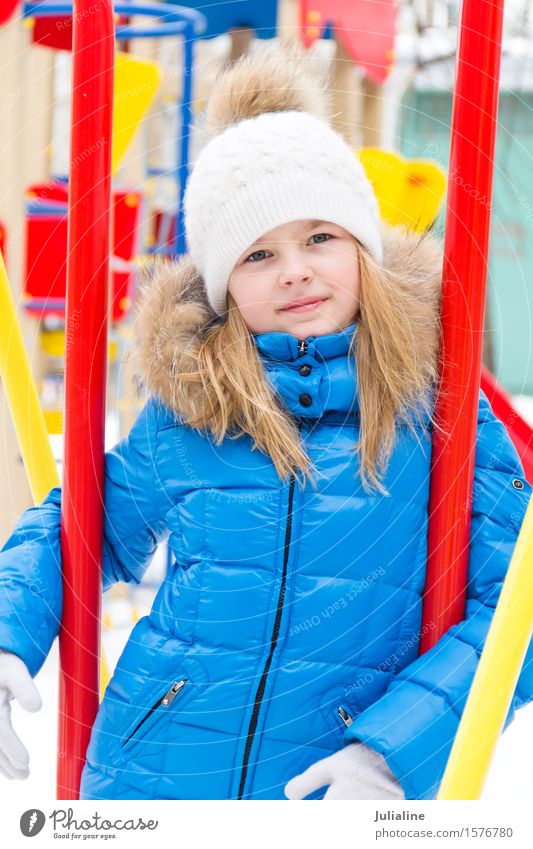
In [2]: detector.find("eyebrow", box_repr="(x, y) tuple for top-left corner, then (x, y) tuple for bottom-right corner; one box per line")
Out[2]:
(249, 220), (327, 246)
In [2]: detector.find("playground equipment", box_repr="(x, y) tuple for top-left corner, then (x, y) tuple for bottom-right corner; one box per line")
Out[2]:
(358, 151), (533, 481)
(359, 147), (446, 233)
(481, 366), (533, 483)
(112, 52), (162, 175)
(438, 489), (533, 798)
(421, 0), (506, 650)
(399, 60), (533, 395)
(23, 1), (206, 256)
(0, 252), (59, 505)
(300, 1), (397, 146)
(24, 182), (142, 322)
(417, 0), (533, 799)
(357, 0), (533, 796)
(20, 0), (207, 444)
(23, 178), (140, 434)
(24, 0), (206, 799)
(167, 0), (277, 46)
(300, 0), (396, 84)
(0, 251), (111, 693)
(0, 1), (20, 26)
(0, 220), (6, 263)
(57, 0), (114, 799)
(28, 0), (206, 801)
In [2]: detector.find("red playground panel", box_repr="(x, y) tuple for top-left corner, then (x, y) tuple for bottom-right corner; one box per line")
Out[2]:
(481, 366), (533, 484)
(31, 13), (129, 51)
(32, 15), (74, 51)
(301, 0), (397, 84)
(27, 181), (69, 204)
(113, 189), (141, 260)
(24, 182), (141, 322)
(0, 0), (19, 27)
(0, 220), (6, 265)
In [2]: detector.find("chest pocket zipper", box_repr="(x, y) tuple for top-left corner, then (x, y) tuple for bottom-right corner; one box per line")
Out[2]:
(121, 679), (188, 751)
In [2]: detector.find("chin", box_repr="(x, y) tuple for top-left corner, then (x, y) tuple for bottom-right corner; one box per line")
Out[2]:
(283, 316), (336, 337)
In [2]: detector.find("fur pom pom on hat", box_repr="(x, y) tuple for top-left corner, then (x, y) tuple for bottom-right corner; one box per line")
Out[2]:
(183, 40), (383, 316)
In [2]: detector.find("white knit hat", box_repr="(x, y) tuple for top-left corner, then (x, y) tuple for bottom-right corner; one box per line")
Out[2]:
(184, 42), (383, 317)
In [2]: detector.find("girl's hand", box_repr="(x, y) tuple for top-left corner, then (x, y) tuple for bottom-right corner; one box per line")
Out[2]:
(0, 649), (42, 779)
(284, 741), (405, 800)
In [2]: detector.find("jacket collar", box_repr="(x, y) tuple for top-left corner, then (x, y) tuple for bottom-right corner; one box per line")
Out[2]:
(130, 223), (443, 424)
(253, 321), (358, 363)
(252, 322), (359, 418)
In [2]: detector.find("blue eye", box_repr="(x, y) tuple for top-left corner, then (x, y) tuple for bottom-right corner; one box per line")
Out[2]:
(245, 249), (271, 263)
(309, 233), (332, 244)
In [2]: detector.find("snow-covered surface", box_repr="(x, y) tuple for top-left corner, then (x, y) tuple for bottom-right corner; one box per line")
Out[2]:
(513, 394), (533, 427)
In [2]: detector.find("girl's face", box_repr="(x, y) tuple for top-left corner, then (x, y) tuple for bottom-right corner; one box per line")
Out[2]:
(227, 219), (361, 339)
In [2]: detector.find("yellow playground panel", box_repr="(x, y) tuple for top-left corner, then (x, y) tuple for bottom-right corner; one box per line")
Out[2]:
(112, 51), (162, 174)
(438, 493), (533, 799)
(359, 147), (446, 233)
(0, 253), (110, 697)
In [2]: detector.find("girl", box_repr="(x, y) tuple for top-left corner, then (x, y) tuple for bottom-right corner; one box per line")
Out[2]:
(0, 41), (531, 802)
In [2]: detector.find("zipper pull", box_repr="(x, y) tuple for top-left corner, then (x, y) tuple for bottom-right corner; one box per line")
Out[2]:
(337, 705), (353, 727)
(297, 340), (308, 357)
(161, 679), (187, 707)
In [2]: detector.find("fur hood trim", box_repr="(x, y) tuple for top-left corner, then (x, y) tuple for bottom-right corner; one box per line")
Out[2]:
(130, 224), (443, 417)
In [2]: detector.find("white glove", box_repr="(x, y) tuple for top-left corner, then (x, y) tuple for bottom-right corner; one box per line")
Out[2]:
(284, 741), (405, 800)
(0, 649), (42, 780)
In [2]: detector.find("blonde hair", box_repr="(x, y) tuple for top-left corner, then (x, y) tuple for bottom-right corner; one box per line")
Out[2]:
(169, 242), (440, 495)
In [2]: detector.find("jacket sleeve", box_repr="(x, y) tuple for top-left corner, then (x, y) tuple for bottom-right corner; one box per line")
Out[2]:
(343, 388), (533, 800)
(0, 397), (171, 678)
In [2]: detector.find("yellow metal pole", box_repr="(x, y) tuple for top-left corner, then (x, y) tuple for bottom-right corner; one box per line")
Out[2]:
(0, 252), (58, 504)
(438, 494), (533, 799)
(0, 252), (110, 697)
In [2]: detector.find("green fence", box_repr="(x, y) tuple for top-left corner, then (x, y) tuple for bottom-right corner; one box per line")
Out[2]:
(399, 89), (533, 394)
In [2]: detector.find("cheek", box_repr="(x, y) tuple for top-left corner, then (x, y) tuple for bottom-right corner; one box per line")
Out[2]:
(228, 274), (249, 306)
(328, 263), (360, 300)
(228, 275), (275, 312)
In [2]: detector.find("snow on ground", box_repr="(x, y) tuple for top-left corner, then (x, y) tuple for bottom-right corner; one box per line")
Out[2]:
(513, 395), (533, 427)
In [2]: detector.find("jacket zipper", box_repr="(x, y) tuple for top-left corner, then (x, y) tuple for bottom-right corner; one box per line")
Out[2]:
(237, 340), (308, 799)
(122, 679), (187, 747)
(337, 705), (353, 727)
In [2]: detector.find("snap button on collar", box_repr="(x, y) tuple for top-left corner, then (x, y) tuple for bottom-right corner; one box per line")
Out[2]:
(299, 393), (312, 407)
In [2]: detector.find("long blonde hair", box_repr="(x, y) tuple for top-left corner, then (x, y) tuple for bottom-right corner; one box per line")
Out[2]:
(167, 241), (441, 495)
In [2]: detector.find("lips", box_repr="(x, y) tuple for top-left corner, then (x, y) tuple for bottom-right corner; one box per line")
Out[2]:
(281, 297), (327, 312)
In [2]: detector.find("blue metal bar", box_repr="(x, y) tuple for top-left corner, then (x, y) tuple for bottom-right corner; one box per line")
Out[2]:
(23, 297), (66, 310)
(26, 200), (68, 215)
(24, 0), (205, 261)
(174, 19), (194, 256)
(146, 166), (177, 178)
(115, 22), (187, 38)
(23, 1), (207, 36)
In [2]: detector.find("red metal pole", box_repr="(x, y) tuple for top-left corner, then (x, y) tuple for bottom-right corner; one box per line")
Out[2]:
(421, 0), (505, 653)
(57, 0), (114, 798)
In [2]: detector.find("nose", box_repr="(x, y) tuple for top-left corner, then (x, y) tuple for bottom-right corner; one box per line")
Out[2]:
(277, 247), (314, 287)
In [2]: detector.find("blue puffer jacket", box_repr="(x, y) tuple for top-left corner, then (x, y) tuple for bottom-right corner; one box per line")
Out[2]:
(0, 228), (531, 801)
